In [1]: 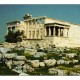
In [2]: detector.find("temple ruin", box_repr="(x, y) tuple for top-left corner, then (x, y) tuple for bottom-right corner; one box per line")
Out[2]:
(6, 14), (80, 47)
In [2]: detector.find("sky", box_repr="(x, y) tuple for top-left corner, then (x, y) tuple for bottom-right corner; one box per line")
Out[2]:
(0, 4), (80, 42)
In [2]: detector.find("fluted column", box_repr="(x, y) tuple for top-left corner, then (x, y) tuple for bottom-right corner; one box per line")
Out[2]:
(53, 27), (55, 36)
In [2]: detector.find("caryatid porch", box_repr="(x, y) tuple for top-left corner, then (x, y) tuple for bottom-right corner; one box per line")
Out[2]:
(44, 23), (70, 37)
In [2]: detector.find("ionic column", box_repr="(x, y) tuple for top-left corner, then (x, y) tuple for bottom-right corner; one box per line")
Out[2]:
(49, 27), (51, 36)
(58, 27), (60, 37)
(27, 22), (29, 38)
(45, 27), (47, 36)
(67, 29), (69, 37)
(53, 27), (55, 36)
(39, 28), (41, 39)
(35, 20), (37, 39)
(31, 31), (33, 39)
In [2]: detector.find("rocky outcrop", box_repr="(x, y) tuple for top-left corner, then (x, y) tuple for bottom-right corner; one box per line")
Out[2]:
(4, 53), (17, 59)
(66, 53), (77, 58)
(30, 60), (39, 68)
(57, 60), (65, 65)
(39, 62), (45, 67)
(44, 59), (56, 66)
(24, 48), (37, 55)
(14, 56), (26, 61)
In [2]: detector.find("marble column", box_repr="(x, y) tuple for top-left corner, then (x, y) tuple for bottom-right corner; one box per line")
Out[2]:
(35, 20), (37, 39)
(58, 27), (60, 37)
(39, 28), (41, 39)
(45, 27), (47, 36)
(49, 27), (51, 36)
(53, 27), (55, 36)
(27, 22), (29, 39)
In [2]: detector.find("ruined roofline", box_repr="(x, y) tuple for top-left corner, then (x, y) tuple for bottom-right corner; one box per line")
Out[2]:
(24, 16), (47, 22)
(46, 17), (80, 26)
(7, 20), (20, 25)
(6, 15), (80, 26)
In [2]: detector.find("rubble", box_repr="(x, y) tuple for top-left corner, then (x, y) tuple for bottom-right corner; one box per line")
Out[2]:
(30, 60), (39, 68)
(4, 53), (17, 59)
(44, 59), (56, 66)
(33, 52), (46, 58)
(0, 44), (80, 75)
(14, 56), (26, 61)
(66, 53), (77, 58)
(39, 62), (45, 67)
(57, 60), (65, 65)
(24, 48), (37, 55)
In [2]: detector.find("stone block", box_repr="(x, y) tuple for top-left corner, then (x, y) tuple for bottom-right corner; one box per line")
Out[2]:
(44, 59), (56, 66)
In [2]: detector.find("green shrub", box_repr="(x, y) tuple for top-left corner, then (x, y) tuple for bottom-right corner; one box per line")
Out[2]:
(11, 49), (24, 55)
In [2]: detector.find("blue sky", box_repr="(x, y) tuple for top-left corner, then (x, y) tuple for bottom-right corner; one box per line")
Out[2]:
(0, 4), (80, 42)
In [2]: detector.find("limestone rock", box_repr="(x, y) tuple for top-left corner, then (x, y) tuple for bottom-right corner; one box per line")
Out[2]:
(64, 61), (71, 64)
(5, 60), (12, 69)
(44, 59), (56, 66)
(74, 65), (80, 68)
(22, 64), (27, 73)
(13, 61), (25, 65)
(24, 48), (37, 55)
(14, 56), (26, 61)
(19, 72), (29, 76)
(73, 60), (78, 64)
(0, 47), (11, 53)
(66, 53), (77, 58)
(31, 60), (39, 68)
(57, 60), (65, 65)
(4, 53), (17, 59)
(39, 62), (45, 67)
(57, 69), (66, 76)
(48, 68), (58, 75)
(34, 52), (46, 58)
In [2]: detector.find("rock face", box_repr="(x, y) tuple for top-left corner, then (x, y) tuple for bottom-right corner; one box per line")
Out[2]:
(5, 60), (12, 69)
(4, 53), (17, 59)
(19, 72), (29, 76)
(73, 60), (78, 64)
(0, 47), (11, 53)
(48, 68), (58, 75)
(22, 64), (27, 73)
(13, 61), (25, 65)
(33, 52), (46, 58)
(66, 53), (77, 58)
(64, 61), (71, 64)
(57, 60), (65, 65)
(39, 62), (45, 67)
(44, 59), (56, 66)
(31, 60), (39, 68)
(24, 48), (37, 55)
(14, 56), (26, 61)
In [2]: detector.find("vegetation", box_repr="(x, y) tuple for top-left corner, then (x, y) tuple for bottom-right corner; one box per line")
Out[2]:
(5, 30), (25, 43)
(0, 63), (18, 75)
(11, 49), (24, 55)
